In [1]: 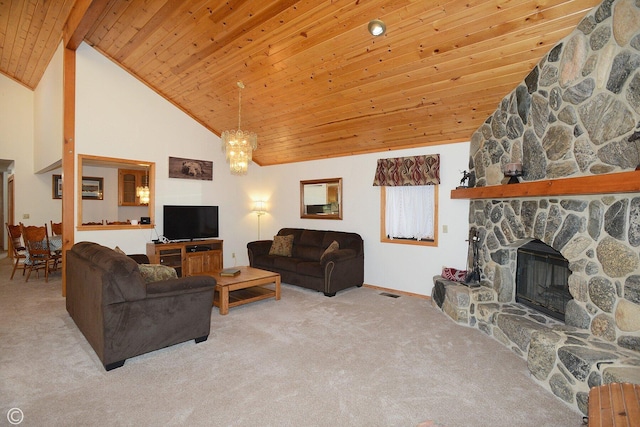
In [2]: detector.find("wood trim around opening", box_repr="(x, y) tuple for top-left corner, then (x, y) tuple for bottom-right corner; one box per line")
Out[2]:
(380, 185), (439, 247)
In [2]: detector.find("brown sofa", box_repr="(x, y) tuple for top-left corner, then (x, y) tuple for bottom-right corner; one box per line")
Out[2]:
(247, 228), (364, 297)
(66, 241), (216, 371)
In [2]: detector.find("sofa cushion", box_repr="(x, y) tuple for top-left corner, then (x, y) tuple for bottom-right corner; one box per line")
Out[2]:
(146, 275), (215, 295)
(297, 261), (323, 278)
(321, 240), (339, 262)
(322, 232), (360, 252)
(252, 254), (276, 269)
(269, 234), (294, 256)
(138, 264), (178, 283)
(273, 255), (302, 272)
(299, 229), (325, 247)
(71, 241), (147, 302)
(278, 228), (304, 244)
(293, 245), (324, 261)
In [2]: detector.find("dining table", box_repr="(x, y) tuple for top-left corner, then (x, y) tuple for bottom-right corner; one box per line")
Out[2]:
(49, 235), (63, 252)
(24, 235), (63, 265)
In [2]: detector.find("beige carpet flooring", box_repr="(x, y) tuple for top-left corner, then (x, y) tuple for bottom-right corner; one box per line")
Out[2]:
(0, 255), (584, 426)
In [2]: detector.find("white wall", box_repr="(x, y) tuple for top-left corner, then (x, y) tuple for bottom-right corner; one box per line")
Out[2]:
(241, 144), (471, 296)
(74, 43), (238, 256)
(0, 69), (55, 236)
(0, 42), (64, 242)
(34, 42), (64, 173)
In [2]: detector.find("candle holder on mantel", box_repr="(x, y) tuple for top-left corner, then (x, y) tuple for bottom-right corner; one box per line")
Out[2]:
(504, 162), (524, 184)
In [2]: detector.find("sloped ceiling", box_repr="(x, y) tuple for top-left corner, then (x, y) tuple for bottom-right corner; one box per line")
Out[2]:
(0, 0), (600, 166)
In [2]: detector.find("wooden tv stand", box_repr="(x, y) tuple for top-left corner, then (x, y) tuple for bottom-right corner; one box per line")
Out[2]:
(146, 239), (223, 277)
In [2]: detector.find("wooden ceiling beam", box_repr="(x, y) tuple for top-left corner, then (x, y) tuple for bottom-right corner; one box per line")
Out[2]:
(64, 0), (111, 50)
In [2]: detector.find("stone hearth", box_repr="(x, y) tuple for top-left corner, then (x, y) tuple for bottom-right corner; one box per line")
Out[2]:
(431, 278), (640, 415)
(432, 0), (640, 416)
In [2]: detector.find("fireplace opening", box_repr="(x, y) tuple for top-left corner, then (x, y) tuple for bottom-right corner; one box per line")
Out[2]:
(516, 240), (571, 322)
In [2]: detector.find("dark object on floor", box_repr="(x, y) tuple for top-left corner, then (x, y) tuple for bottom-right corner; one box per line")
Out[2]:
(66, 242), (216, 371)
(248, 228), (364, 297)
(380, 292), (400, 298)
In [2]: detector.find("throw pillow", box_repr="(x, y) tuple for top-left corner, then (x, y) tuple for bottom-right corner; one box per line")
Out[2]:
(138, 264), (178, 283)
(442, 267), (467, 282)
(114, 246), (126, 255)
(320, 240), (340, 262)
(269, 234), (294, 257)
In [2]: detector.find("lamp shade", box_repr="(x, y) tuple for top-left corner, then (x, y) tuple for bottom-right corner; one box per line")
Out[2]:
(252, 200), (266, 215)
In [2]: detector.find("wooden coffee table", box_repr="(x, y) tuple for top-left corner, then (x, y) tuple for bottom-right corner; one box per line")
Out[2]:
(211, 266), (281, 315)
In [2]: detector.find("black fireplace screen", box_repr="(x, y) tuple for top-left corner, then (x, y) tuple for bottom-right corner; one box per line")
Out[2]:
(516, 240), (571, 322)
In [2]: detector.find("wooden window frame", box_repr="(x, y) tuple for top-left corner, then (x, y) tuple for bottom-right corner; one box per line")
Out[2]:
(380, 185), (439, 247)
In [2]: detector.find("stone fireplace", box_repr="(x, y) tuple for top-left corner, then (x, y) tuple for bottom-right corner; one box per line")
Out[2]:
(468, 195), (640, 346)
(432, 0), (640, 416)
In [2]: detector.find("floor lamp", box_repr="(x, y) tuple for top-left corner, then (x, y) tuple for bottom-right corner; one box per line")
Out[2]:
(252, 201), (266, 239)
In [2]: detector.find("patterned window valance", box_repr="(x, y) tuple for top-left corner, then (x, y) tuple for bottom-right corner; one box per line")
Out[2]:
(372, 154), (440, 186)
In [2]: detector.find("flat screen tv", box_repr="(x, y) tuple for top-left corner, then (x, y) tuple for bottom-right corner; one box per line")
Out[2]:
(163, 205), (219, 241)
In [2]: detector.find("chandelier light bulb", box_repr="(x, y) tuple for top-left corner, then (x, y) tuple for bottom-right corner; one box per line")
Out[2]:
(135, 167), (150, 204)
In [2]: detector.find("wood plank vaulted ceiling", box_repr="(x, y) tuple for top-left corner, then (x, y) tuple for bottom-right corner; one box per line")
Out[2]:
(1, 0), (601, 166)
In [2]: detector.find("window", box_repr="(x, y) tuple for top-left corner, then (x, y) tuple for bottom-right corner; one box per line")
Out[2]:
(380, 185), (438, 246)
(373, 154), (440, 246)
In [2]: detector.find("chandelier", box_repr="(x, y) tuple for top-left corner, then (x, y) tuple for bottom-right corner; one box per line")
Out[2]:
(136, 167), (150, 204)
(221, 81), (257, 175)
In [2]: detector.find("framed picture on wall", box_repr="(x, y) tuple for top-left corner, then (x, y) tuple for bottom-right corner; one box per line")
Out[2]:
(168, 156), (213, 181)
(81, 176), (104, 200)
(52, 175), (62, 199)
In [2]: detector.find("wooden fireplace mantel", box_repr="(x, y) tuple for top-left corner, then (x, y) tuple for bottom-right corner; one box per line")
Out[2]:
(450, 170), (640, 200)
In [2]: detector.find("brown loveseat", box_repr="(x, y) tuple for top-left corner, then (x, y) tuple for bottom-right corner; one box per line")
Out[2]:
(247, 228), (364, 297)
(66, 242), (217, 371)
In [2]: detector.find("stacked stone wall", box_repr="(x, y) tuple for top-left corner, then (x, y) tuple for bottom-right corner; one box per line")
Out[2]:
(469, 196), (640, 351)
(466, 0), (640, 350)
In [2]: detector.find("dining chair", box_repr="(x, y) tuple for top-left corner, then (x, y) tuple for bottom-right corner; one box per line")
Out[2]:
(50, 221), (62, 236)
(49, 221), (63, 260)
(20, 223), (61, 282)
(5, 223), (28, 280)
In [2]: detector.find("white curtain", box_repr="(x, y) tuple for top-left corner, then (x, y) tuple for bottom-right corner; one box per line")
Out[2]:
(385, 185), (435, 240)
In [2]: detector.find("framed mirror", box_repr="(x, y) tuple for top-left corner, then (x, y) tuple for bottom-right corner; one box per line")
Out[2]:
(300, 178), (342, 220)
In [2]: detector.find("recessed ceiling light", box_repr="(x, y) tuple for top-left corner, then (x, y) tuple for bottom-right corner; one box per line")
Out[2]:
(368, 19), (386, 36)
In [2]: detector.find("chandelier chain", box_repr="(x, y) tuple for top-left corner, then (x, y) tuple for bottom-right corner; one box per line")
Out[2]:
(237, 85), (242, 130)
